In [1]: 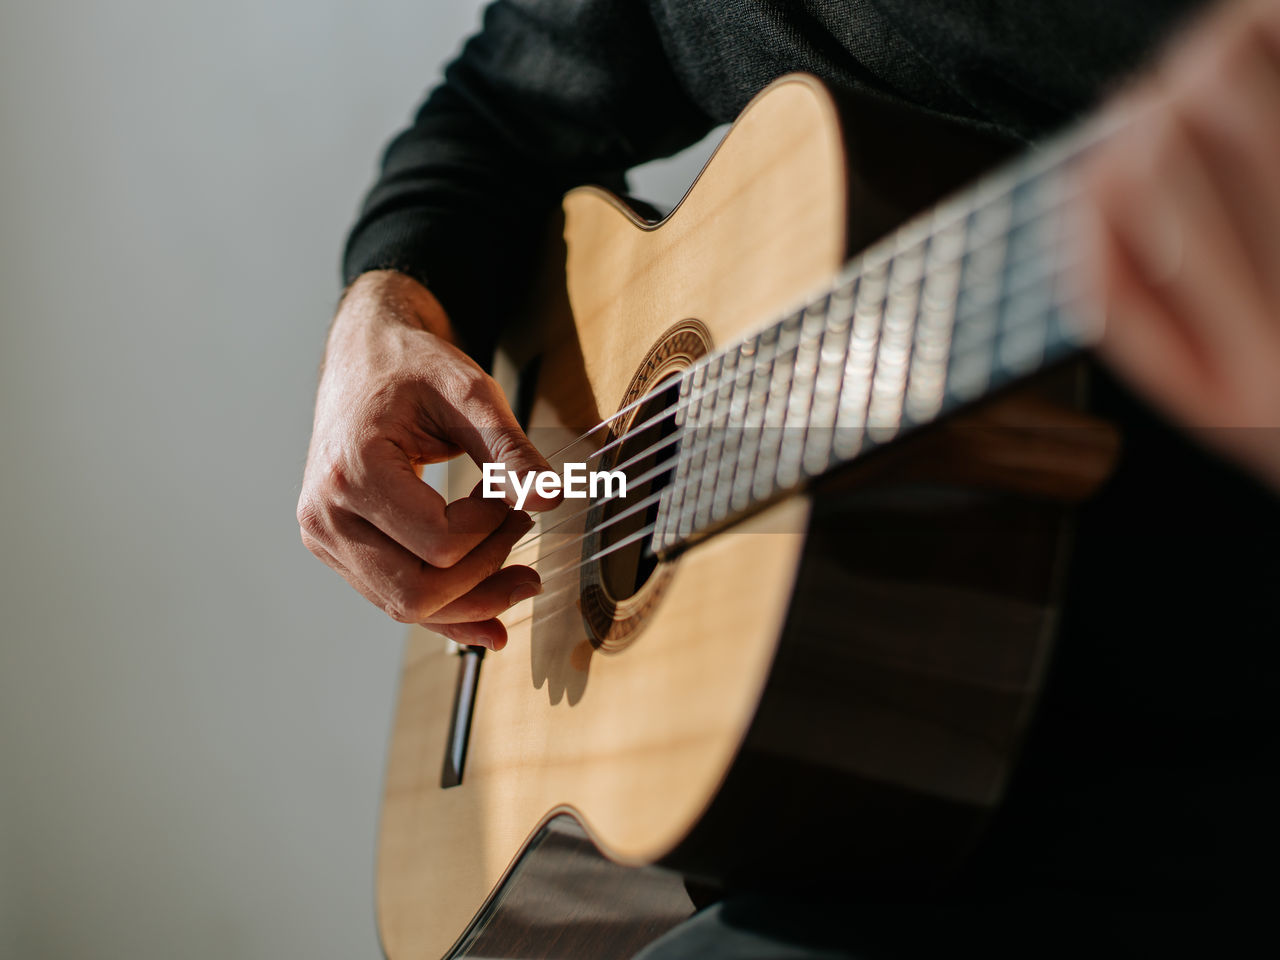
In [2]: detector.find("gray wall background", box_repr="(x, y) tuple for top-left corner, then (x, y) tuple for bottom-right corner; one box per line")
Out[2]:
(0, 2), (718, 957)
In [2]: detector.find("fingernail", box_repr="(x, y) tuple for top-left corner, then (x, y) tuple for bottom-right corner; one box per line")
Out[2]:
(515, 511), (534, 531)
(508, 581), (542, 606)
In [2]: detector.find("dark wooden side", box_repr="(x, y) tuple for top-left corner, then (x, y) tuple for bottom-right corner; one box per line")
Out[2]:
(455, 817), (693, 959)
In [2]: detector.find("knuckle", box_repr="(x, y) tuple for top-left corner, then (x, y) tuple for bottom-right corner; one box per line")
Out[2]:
(296, 496), (340, 553)
(383, 587), (429, 623)
(386, 573), (441, 623)
(444, 364), (494, 407)
(421, 535), (469, 568)
(350, 435), (388, 475)
(382, 601), (415, 625)
(366, 380), (427, 430)
(296, 495), (323, 534)
(460, 365), (496, 396)
(320, 457), (359, 503)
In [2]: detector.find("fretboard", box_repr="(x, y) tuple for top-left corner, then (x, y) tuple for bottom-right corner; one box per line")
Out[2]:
(652, 124), (1104, 557)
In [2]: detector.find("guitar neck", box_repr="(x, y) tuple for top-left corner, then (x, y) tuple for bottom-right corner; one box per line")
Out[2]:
(652, 122), (1106, 557)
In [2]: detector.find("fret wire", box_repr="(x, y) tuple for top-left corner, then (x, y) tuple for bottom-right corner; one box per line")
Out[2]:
(750, 312), (800, 502)
(710, 341), (747, 526)
(657, 371), (698, 546)
(692, 349), (735, 530)
(676, 358), (714, 540)
(831, 258), (885, 460)
(682, 351), (722, 538)
(777, 298), (829, 489)
(708, 364), (741, 524)
(718, 333), (761, 522)
(804, 284), (854, 475)
(867, 242), (925, 444)
(730, 325), (774, 514)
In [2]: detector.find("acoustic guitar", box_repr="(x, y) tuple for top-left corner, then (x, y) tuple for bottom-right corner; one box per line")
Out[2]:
(377, 73), (1122, 959)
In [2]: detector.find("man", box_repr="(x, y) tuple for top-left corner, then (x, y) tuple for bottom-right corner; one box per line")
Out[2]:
(300, 0), (1280, 953)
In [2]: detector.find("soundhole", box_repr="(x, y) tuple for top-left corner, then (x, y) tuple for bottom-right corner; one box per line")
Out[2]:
(580, 319), (711, 650)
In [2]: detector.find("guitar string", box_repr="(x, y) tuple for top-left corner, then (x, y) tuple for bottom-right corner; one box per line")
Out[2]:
(519, 163), (1082, 478)
(510, 486), (671, 564)
(508, 226), (1085, 557)
(509, 479), (674, 569)
(491, 523), (665, 636)
(509, 430), (684, 551)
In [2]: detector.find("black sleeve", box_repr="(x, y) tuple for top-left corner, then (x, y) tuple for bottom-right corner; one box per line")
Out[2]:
(342, 0), (713, 365)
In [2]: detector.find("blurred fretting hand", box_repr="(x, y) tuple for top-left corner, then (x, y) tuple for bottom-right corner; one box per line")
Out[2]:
(1081, 0), (1280, 488)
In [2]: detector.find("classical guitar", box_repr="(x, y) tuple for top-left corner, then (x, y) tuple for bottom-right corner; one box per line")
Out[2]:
(377, 74), (1121, 959)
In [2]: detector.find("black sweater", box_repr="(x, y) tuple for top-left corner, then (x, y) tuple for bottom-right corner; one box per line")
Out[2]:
(343, 0), (1207, 364)
(344, 1), (1280, 936)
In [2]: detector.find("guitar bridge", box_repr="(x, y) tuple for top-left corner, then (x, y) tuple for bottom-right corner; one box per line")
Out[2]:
(440, 642), (484, 789)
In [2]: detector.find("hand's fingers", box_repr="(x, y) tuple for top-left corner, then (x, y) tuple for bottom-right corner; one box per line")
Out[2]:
(427, 618), (509, 651)
(305, 521), (517, 651)
(1082, 194), (1213, 426)
(325, 507), (535, 624)
(337, 437), (512, 568)
(431, 368), (561, 511)
(1089, 106), (1278, 419)
(426, 564), (542, 624)
(1171, 9), (1280, 306)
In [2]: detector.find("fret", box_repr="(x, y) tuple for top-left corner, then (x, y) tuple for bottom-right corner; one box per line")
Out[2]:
(802, 284), (854, 476)
(866, 243), (923, 444)
(995, 168), (1073, 380)
(687, 353), (724, 537)
(905, 214), (965, 424)
(730, 324), (775, 513)
(712, 334), (760, 524)
(698, 342), (739, 527)
(776, 299), (829, 489)
(660, 362), (705, 546)
(692, 349), (739, 530)
(830, 259), (884, 461)
(751, 312), (802, 502)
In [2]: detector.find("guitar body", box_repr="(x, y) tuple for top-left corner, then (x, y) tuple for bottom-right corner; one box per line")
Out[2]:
(377, 75), (1118, 959)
